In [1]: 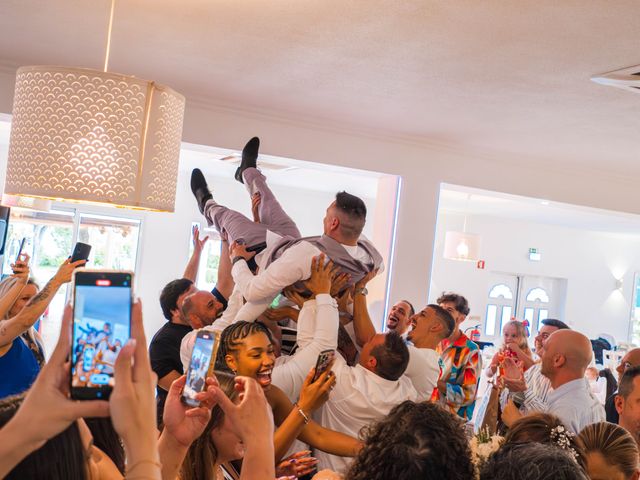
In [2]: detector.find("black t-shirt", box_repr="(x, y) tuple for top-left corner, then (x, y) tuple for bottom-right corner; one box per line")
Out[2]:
(149, 322), (192, 428)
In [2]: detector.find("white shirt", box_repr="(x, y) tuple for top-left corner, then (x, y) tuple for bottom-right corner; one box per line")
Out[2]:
(404, 345), (440, 401)
(232, 239), (378, 322)
(272, 294), (338, 402)
(180, 286), (244, 371)
(315, 353), (419, 473)
(546, 378), (605, 434)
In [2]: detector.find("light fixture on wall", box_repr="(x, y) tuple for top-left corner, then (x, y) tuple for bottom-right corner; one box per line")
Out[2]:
(4, 0), (185, 212)
(615, 277), (624, 291)
(443, 194), (482, 262)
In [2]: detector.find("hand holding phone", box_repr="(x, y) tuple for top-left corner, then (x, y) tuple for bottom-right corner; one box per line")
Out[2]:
(70, 270), (133, 400)
(15, 237), (26, 264)
(70, 242), (92, 264)
(312, 349), (335, 383)
(182, 331), (217, 407)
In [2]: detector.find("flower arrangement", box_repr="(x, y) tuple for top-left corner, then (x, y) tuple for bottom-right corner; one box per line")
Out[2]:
(469, 426), (503, 478)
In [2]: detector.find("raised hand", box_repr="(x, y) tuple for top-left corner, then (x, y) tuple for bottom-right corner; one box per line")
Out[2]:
(11, 253), (30, 283)
(162, 375), (217, 448)
(355, 268), (378, 290)
(330, 272), (350, 298)
(192, 224), (209, 253)
(263, 306), (300, 323)
(304, 254), (336, 298)
(277, 450), (318, 478)
(109, 300), (159, 467)
(54, 258), (86, 284)
(251, 192), (262, 223)
(230, 240), (257, 262)
(297, 361), (337, 414)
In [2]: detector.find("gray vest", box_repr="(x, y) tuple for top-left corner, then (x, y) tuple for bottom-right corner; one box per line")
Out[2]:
(265, 234), (383, 286)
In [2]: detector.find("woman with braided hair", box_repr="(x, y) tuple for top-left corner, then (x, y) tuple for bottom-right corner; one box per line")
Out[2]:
(215, 256), (362, 465)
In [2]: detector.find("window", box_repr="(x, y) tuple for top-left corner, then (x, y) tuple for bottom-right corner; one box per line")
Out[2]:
(523, 307), (534, 324)
(526, 288), (550, 303)
(2, 207), (141, 357)
(489, 284), (513, 299)
(485, 283), (515, 336)
(538, 309), (549, 332)
(189, 223), (222, 292)
(485, 304), (498, 336)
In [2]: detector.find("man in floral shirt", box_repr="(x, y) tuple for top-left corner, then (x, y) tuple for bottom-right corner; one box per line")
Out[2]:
(432, 292), (481, 420)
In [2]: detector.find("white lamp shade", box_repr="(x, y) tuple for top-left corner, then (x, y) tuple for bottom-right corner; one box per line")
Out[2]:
(1, 193), (51, 212)
(443, 231), (481, 261)
(5, 66), (185, 212)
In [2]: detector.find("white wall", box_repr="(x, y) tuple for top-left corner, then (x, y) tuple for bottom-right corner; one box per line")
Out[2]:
(3, 64), (640, 336)
(430, 212), (640, 343)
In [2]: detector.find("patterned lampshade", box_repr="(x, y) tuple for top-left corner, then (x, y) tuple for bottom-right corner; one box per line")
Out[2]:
(5, 66), (185, 212)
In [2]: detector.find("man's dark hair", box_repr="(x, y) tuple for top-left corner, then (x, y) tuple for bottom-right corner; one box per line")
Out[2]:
(334, 191), (367, 240)
(346, 401), (475, 480)
(427, 304), (455, 338)
(480, 442), (588, 480)
(436, 292), (470, 316)
(400, 300), (415, 317)
(541, 318), (570, 330)
(159, 278), (194, 321)
(371, 331), (410, 381)
(618, 365), (640, 399)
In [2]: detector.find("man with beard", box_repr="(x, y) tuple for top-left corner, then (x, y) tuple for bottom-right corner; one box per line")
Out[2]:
(384, 300), (414, 338)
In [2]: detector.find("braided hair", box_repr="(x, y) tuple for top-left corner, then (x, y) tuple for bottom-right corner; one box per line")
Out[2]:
(215, 321), (274, 372)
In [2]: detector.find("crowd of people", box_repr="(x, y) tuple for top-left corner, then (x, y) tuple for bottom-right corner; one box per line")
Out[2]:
(1, 136), (640, 479)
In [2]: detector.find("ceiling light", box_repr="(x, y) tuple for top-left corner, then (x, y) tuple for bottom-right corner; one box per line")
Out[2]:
(443, 194), (482, 262)
(4, 0), (185, 212)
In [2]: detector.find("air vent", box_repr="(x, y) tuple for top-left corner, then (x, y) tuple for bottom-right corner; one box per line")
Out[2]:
(591, 64), (640, 94)
(219, 155), (295, 172)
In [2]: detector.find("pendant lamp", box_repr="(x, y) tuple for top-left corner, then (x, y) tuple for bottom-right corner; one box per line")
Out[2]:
(4, 0), (185, 212)
(443, 194), (481, 262)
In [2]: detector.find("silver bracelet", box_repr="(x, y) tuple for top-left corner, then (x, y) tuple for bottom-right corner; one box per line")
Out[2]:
(294, 402), (310, 424)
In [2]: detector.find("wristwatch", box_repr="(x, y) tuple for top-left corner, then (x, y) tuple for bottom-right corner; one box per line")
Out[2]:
(354, 287), (368, 296)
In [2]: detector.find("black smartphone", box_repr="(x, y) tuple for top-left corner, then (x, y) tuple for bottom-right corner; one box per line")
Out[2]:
(182, 331), (217, 407)
(70, 270), (133, 400)
(70, 242), (92, 264)
(312, 349), (335, 383)
(14, 237), (25, 263)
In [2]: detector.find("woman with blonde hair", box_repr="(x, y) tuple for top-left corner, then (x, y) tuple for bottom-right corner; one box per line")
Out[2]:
(578, 422), (640, 480)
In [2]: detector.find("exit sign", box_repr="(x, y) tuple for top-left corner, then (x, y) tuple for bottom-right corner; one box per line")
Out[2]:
(529, 248), (541, 261)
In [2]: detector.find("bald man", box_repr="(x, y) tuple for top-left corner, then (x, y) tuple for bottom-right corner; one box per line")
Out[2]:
(606, 348), (640, 423)
(539, 330), (605, 433)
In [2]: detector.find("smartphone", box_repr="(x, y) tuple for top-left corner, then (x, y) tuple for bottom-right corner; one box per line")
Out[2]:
(14, 238), (25, 263)
(312, 349), (335, 383)
(70, 242), (92, 264)
(182, 331), (217, 407)
(70, 270), (133, 400)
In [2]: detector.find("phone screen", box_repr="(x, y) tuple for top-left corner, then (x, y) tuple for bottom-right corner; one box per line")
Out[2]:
(182, 332), (216, 406)
(312, 349), (335, 383)
(71, 271), (132, 400)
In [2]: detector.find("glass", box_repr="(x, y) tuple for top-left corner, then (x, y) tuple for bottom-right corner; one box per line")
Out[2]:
(524, 307), (534, 324)
(188, 222), (222, 292)
(500, 306), (512, 333)
(538, 309), (549, 332)
(526, 287), (550, 303)
(485, 304), (497, 336)
(2, 208), (75, 355)
(78, 214), (140, 271)
(488, 284), (513, 300)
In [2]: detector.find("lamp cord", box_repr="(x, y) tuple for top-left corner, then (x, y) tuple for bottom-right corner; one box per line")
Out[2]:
(103, 0), (116, 72)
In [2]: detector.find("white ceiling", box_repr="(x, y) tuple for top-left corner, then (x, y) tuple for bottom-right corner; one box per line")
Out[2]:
(440, 183), (640, 236)
(1, 1), (640, 176)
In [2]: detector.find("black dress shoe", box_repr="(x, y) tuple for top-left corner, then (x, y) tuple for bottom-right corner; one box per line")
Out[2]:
(190, 168), (212, 214)
(235, 136), (260, 184)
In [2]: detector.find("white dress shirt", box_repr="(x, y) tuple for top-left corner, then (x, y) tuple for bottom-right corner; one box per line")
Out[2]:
(546, 377), (605, 434)
(272, 294), (338, 402)
(232, 239), (377, 322)
(404, 345), (440, 401)
(315, 353), (419, 473)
